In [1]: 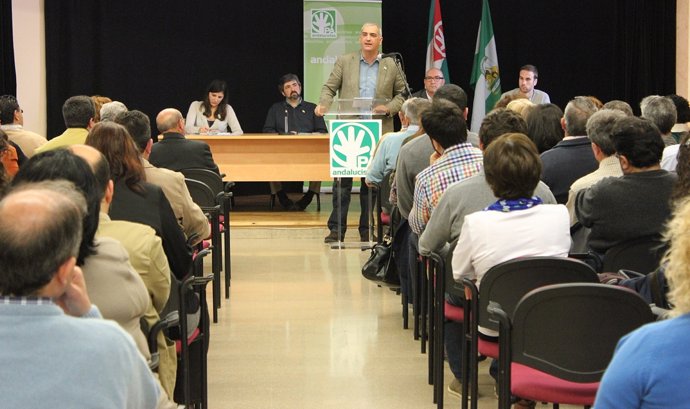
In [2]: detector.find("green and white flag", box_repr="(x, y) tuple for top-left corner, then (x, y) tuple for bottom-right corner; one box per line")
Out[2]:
(470, 0), (501, 133)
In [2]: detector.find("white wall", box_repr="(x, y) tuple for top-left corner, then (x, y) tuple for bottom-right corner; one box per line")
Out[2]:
(11, 0), (46, 136)
(678, 0), (689, 99)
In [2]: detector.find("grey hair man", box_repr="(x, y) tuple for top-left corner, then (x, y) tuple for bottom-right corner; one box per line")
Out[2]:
(602, 100), (634, 116)
(34, 95), (96, 154)
(99, 101), (128, 122)
(366, 97), (430, 187)
(0, 182), (159, 408)
(565, 109), (627, 225)
(540, 96), (599, 203)
(641, 95), (677, 146)
(0, 95), (47, 157)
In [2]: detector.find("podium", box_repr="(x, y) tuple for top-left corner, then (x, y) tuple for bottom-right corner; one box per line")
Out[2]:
(324, 98), (387, 249)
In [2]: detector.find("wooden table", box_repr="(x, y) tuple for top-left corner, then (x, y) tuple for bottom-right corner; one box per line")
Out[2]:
(186, 134), (331, 182)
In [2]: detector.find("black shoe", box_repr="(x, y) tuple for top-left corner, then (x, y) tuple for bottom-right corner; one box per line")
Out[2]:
(295, 191), (315, 211)
(324, 231), (343, 243)
(360, 231), (370, 242)
(276, 190), (294, 210)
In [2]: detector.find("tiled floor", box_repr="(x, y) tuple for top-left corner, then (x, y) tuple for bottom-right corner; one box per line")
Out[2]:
(205, 194), (577, 408)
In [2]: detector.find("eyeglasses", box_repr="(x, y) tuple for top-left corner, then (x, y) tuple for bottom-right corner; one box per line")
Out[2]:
(424, 76), (444, 81)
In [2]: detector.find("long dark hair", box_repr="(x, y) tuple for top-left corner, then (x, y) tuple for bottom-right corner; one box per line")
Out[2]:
(672, 133), (690, 204)
(85, 122), (146, 194)
(201, 79), (228, 121)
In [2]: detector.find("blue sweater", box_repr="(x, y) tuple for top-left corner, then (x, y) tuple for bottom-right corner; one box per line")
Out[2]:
(594, 313), (690, 409)
(0, 301), (159, 408)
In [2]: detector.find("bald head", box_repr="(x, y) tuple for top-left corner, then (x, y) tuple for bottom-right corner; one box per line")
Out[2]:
(156, 108), (184, 134)
(70, 144), (111, 198)
(0, 182), (85, 296)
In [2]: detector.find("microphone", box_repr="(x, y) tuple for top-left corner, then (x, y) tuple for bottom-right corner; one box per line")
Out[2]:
(284, 109), (289, 134)
(377, 52), (400, 60)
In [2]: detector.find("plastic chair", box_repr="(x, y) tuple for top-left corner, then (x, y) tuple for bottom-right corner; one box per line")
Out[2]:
(180, 168), (233, 300)
(426, 250), (465, 408)
(461, 256), (599, 409)
(184, 178), (222, 323)
(602, 235), (667, 274)
(489, 283), (654, 409)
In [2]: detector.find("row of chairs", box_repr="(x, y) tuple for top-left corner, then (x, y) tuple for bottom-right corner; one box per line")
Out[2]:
(180, 168), (234, 323)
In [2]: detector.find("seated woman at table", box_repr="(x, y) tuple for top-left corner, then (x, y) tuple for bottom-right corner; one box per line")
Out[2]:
(185, 79), (243, 135)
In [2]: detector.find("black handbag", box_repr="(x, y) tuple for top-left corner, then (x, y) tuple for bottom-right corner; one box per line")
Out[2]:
(361, 235), (400, 287)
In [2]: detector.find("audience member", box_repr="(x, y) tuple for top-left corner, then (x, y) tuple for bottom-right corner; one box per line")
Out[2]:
(0, 130), (19, 177)
(565, 109), (626, 224)
(586, 95), (604, 109)
(412, 68), (446, 100)
(316, 23), (406, 243)
(0, 95), (47, 156)
(91, 95), (111, 122)
(35, 95), (95, 153)
(670, 133), (690, 204)
(525, 103), (564, 153)
(0, 182), (159, 408)
(115, 110), (210, 245)
(150, 108), (220, 175)
(500, 64), (550, 104)
(185, 79), (243, 135)
(602, 99), (634, 116)
(661, 94), (690, 171)
(86, 121), (192, 279)
(641, 95), (677, 146)
(594, 195), (690, 408)
(408, 99), (483, 235)
(100, 100), (127, 122)
(540, 96), (599, 203)
(575, 116), (676, 254)
(366, 97), (430, 187)
(263, 73), (327, 210)
(505, 97), (534, 119)
(493, 93), (527, 110)
(71, 144), (178, 401)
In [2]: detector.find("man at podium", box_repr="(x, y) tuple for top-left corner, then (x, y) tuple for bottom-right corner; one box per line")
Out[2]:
(315, 22), (406, 243)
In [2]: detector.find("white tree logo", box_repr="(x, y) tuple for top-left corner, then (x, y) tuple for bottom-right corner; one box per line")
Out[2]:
(331, 122), (376, 169)
(311, 9), (336, 38)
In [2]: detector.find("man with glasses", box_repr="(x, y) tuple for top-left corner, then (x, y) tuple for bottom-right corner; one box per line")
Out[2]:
(412, 68), (445, 100)
(0, 95), (47, 157)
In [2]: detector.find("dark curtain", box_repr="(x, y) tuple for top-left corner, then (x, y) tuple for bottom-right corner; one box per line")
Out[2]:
(0, 0), (17, 96)
(44, 0), (676, 136)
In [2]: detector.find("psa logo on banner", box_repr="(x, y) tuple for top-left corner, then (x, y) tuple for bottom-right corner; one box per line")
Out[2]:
(311, 9), (336, 38)
(329, 120), (381, 177)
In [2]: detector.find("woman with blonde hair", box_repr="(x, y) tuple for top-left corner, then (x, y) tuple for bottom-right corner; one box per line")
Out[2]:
(595, 197), (690, 408)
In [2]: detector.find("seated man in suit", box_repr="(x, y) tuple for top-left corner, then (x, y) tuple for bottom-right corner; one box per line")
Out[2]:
(575, 116), (677, 255)
(150, 108), (220, 174)
(0, 94), (47, 157)
(116, 110), (210, 245)
(263, 73), (327, 210)
(0, 182), (159, 408)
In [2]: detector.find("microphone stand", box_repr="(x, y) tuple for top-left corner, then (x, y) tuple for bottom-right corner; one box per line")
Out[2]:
(389, 54), (412, 99)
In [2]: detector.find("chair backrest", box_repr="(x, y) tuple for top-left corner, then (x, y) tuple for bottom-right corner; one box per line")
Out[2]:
(184, 178), (218, 211)
(478, 257), (599, 331)
(602, 235), (668, 274)
(511, 283), (654, 383)
(180, 168), (224, 194)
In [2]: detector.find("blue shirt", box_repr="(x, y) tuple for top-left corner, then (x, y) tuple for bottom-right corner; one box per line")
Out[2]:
(366, 125), (420, 184)
(595, 313), (690, 409)
(359, 54), (379, 99)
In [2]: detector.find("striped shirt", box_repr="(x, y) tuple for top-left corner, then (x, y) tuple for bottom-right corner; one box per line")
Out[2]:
(409, 142), (483, 234)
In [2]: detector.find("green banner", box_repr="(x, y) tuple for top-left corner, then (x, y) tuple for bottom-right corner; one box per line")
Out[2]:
(303, 1), (382, 105)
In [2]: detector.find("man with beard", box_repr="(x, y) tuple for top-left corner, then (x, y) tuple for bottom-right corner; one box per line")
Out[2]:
(263, 73), (327, 210)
